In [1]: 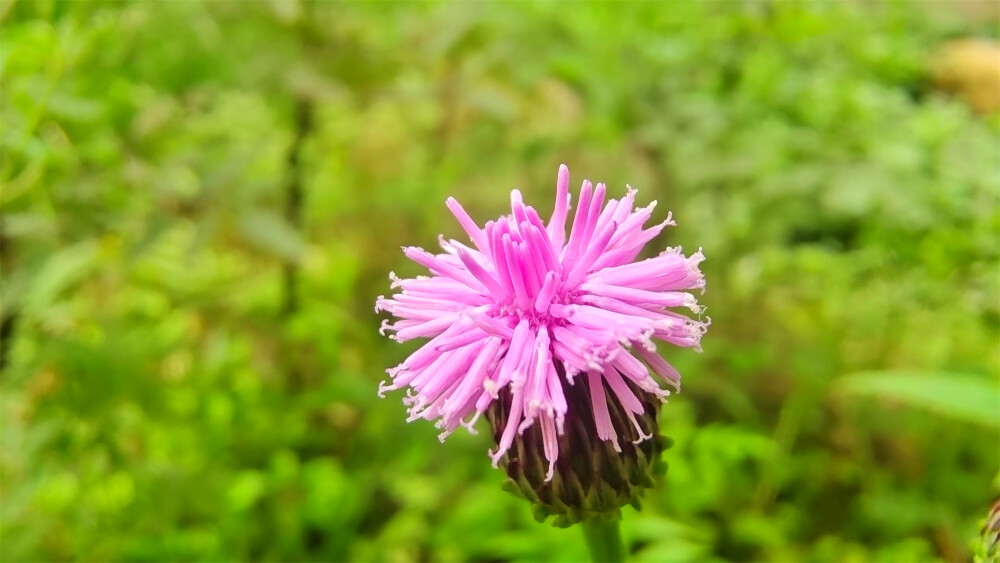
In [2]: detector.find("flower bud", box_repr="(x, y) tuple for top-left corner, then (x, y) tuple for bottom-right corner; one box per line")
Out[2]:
(973, 499), (1000, 563)
(486, 362), (669, 527)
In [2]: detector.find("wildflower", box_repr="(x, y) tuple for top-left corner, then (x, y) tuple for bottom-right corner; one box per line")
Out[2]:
(973, 499), (1000, 563)
(376, 165), (708, 522)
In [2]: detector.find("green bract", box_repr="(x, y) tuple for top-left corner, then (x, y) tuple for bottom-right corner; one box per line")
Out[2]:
(488, 371), (669, 527)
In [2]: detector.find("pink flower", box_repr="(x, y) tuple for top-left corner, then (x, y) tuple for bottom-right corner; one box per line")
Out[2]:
(376, 165), (708, 481)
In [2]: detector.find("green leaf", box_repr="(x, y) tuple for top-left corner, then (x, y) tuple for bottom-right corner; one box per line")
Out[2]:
(835, 371), (1000, 430)
(237, 210), (306, 263)
(20, 240), (100, 316)
(226, 471), (265, 512)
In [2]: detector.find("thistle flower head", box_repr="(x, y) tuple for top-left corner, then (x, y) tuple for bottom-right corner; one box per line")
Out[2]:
(376, 165), (709, 490)
(973, 499), (1000, 563)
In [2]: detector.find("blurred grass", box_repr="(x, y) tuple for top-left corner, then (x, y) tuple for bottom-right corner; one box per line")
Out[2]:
(1, 1), (999, 561)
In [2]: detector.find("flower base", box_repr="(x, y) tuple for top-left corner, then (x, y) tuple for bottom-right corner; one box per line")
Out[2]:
(487, 364), (670, 528)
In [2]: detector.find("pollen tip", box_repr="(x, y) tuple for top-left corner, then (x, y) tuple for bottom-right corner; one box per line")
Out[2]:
(632, 431), (653, 445)
(510, 371), (525, 387)
(483, 379), (498, 397)
(517, 417), (534, 434)
(462, 412), (481, 434)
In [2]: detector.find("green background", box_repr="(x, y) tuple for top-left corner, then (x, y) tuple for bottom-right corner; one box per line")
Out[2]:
(2, 1), (999, 561)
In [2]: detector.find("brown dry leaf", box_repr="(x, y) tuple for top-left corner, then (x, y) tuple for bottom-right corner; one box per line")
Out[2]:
(930, 39), (1000, 115)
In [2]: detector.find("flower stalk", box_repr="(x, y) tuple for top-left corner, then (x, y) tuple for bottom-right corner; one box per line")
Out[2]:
(582, 517), (626, 563)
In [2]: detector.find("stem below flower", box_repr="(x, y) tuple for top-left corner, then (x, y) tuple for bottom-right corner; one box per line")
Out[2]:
(581, 518), (626, 562)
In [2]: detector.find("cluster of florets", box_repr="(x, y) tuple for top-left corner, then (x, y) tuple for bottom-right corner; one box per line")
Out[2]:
(376, 165), (708, 481)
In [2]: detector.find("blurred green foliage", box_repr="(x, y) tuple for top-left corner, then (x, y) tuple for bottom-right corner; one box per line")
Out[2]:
(2, 1), (999, 561)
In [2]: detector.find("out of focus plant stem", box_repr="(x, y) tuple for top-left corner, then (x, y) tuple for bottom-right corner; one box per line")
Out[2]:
(281, 97), (313, 318)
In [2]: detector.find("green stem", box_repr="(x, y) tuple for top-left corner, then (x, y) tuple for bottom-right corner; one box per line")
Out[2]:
(581, 518), (626, 562)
